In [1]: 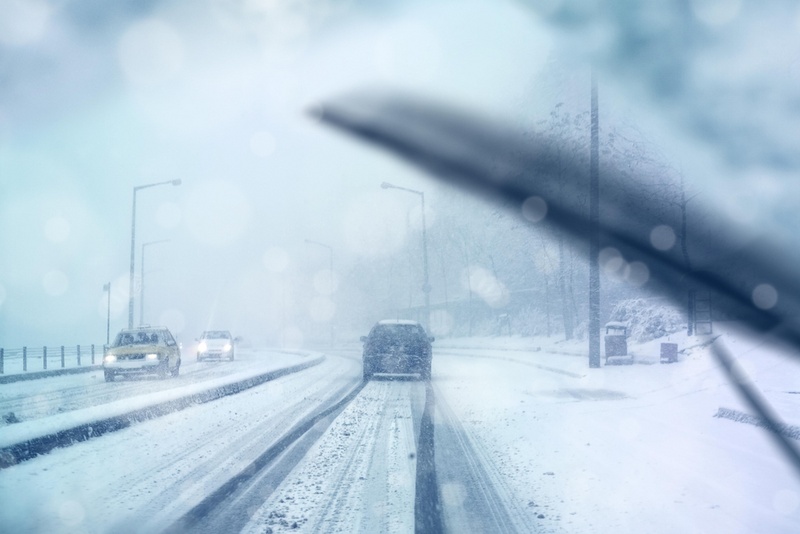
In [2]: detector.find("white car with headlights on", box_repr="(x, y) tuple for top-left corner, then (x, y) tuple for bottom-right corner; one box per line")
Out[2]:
(103, 326), (181, 382)
(197, 330), (235, 362)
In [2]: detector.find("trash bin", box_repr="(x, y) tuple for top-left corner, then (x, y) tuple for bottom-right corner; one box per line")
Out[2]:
(604, 322), (628, 364)
(660, 343), (678, 363)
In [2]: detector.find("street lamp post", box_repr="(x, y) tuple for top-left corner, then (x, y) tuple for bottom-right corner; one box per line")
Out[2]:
(305, 239), (334, 348)
(380, 182), (431, 331)
(140, 239), (170, 326)
(103, 282), (111, 345)
(128, 179), (181, 328)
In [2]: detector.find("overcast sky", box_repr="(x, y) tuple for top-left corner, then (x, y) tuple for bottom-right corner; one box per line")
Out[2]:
(2, 0), (799, 347)
(0, 0), (558, 346)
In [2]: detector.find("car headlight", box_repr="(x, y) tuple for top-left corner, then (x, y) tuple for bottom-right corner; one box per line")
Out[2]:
(198, 342), (208, 352)
(145, 353), (159, 361)
(223, 343), (232, 352)
(103, 354), (117, 363)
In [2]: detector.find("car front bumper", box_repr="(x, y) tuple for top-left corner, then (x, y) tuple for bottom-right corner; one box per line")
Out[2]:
(104, 360), (164, 374)
(197, 350), (232, 359)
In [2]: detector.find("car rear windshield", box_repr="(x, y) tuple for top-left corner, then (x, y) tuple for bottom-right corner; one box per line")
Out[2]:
(371, 324), (425, 343)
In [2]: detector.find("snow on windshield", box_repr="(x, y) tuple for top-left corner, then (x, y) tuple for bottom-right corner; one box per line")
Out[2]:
(202, 331), (231, 340)
(112, 330), (163, 347)
(1, 1), (799, 533)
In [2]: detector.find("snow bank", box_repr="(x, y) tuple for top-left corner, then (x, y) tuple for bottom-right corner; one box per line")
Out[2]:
(0, 351), (325, 466)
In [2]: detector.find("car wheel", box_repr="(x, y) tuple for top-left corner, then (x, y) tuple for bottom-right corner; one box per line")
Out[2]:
(104, 369), (115, 382)
(229, 352), (234, 361)
(196, 354), (201, 362)
(171, 359), (181, 377)
(421, 366), (431, 381)
(158, 361), (169, 379)
(363, 362), (374, 381)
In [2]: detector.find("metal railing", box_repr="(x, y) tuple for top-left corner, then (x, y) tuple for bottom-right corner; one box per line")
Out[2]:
(0, 344), (105, 374)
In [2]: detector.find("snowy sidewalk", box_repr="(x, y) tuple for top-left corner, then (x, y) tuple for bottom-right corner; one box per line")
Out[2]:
(434, 326), (800, 532)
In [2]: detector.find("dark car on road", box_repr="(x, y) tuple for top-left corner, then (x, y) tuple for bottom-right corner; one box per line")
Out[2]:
(360, 320), (433, 381)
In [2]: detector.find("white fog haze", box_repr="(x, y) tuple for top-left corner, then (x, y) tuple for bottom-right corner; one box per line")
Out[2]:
(4, 0), (799, 347)
(2, 0), (800, 532)
(2, 0), (563, 346)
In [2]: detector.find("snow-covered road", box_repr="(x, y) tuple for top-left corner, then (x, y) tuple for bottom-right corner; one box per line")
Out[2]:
(2, 326), (799, 533)
(241, 379), (424, 533)
(0, 352), (362, 533)
(433, 327), (800, 533)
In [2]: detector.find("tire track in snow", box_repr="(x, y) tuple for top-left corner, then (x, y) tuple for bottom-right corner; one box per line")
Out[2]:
(120, 368), (362, 533)
(239, 380), (424, 534)
(434, 384), (541, 533)
(415, 381), (444, 534)
(0, 355), (360, 533)
(166, 377), (368, 533)
(315, 380), (419, 533)
(307, 383), (389, 532)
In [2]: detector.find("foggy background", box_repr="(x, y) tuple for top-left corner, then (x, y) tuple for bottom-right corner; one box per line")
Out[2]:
(2, 0), (799, 348)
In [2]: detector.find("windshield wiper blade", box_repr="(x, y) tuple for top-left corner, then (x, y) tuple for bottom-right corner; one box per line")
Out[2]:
(311, 90), (800, 475)
(311, 91), (800, 352)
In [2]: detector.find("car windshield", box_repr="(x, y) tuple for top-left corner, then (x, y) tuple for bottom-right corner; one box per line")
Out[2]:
(202, 331), (230, 340)
(3, 2), (800, 533)
(112, 331), (162, 347)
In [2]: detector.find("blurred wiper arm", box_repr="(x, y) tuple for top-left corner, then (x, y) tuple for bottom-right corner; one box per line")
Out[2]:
(310, 89), (800, 478)
(310, 90), (800, 353)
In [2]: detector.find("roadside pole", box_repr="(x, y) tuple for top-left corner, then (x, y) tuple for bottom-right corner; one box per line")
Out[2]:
(589, 72), (601, 368)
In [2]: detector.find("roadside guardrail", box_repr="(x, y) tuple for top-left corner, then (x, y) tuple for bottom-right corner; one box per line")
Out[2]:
(0, 344), (104, 376)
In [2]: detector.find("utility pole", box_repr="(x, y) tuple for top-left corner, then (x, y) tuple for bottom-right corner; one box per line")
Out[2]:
(679, 173), (699, 336)
(589, 72), (601, 368)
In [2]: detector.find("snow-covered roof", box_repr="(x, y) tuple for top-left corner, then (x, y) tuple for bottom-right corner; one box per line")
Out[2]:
(119, 325), (170, 333)
(605, 321), (628, 328)
(377, 319), (420, 326)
